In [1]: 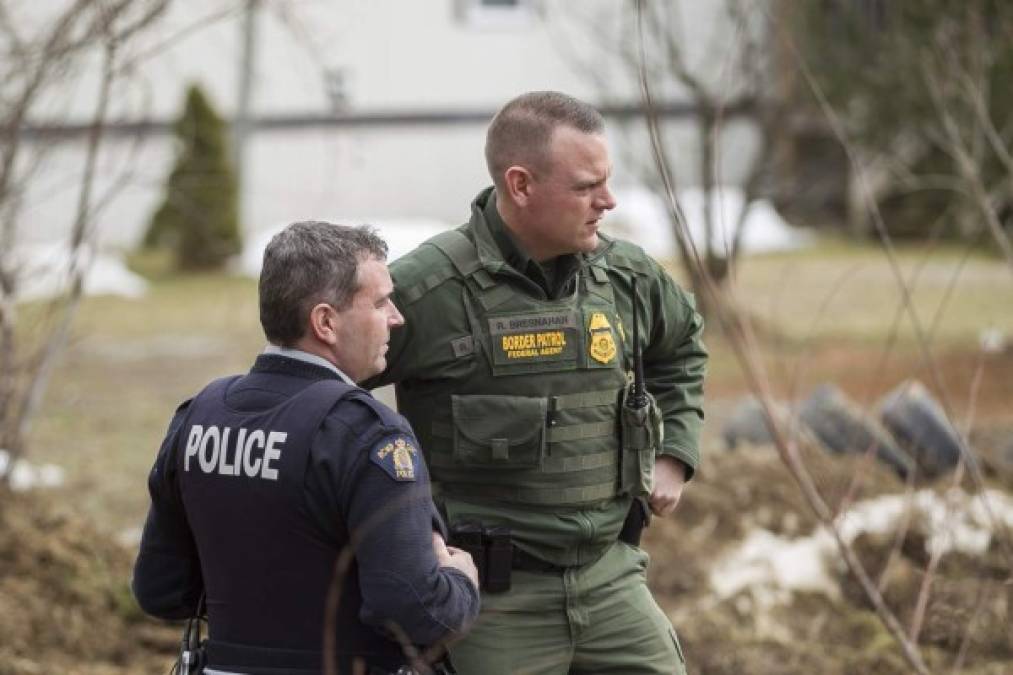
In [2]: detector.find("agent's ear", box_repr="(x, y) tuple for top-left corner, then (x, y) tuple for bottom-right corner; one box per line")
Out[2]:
(503, 165), (535, 207)
(307, 303), (338, 345)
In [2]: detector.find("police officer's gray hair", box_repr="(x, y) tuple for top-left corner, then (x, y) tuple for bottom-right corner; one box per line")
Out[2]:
(259, 221), (388, 346)
(485, 91), (604, 188)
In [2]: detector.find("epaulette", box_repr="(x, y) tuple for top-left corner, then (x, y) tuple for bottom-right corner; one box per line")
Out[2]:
(603, 236), (698, 310)
(345, 389), (408, 432)
(391, 228), (469, 306)
(602, 237), (659, 276)
(174, 397), (194, 415)
(349, 391), (421, 482)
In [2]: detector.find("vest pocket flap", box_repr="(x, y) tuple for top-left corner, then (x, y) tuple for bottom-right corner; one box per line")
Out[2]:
(451, 395), (547, 467)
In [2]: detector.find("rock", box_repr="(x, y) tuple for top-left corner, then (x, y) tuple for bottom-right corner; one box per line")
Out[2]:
(722, 397), (778, 449)
(878, 380), (963, 479)
(799, 384), (914, 479)
(721, 397), (814, 451)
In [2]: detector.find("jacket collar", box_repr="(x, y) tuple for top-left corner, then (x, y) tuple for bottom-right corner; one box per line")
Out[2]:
(250, 353), (350, 383)
(469, 187), (603, 298)
(468, 187), (514, 271)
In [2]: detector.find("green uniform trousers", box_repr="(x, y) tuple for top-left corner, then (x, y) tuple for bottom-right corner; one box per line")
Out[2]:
(448, 542), (686, 675)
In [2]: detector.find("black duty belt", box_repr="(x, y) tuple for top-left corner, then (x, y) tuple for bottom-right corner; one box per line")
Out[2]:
(205, 640), (320, 674)
(369, 665), (455, 675)
(511, 546), (567, 574)
(206, 640), (443, 675)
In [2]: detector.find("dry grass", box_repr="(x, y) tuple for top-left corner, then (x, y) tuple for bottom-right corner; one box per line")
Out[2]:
(5, 241), (1011, 673)
(25, 272), (263, 534)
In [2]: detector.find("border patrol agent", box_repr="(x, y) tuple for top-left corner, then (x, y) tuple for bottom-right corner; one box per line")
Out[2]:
(364, 92), (707, 674)
(133, 222), (480, 675)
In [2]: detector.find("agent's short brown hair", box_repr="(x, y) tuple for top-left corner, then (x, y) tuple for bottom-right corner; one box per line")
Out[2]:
(484, 91), (604, 188)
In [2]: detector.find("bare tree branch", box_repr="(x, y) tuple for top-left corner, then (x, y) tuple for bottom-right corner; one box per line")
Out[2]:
(9, 17), (118, 467)
(921, 55), (1013, 277)
(779, 8), (1009, 566)
(635, 2), (943, 671)
(0, 0), (170, 486)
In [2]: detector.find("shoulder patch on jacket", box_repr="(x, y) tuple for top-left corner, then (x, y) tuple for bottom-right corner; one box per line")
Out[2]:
(369, 434), (420, 482)
(605, 238), (658, 275)
(347, 390), (407, 429)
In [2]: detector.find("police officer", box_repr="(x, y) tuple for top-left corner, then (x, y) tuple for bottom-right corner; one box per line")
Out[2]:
(132, 222), (480, 675)
(365, 92), (707, 674)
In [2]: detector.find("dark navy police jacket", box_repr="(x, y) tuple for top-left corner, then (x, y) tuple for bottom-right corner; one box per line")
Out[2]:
(132, 354), (479, 673)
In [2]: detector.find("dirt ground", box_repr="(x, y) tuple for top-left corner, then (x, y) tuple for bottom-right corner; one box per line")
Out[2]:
(645, 339), (1013, 674)
(3, 261), (1011, 673)
(645, 444), (1013, 675)
(4, 416), (1009, 673)
(0, 492), (177, 675)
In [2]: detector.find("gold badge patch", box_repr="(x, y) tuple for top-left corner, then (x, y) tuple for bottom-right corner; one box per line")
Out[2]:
(372, 435), (419, 481)
(589, 312), (612, 331)
(392, 438), (415, 480)
(588, 312), (617, 364)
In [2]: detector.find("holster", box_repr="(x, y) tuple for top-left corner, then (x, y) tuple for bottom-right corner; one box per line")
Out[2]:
(618, 496), (651, 547)
(449, 522), (513, 593)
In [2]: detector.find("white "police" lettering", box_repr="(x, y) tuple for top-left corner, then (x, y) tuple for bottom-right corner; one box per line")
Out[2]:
(183, 424), (286, 480)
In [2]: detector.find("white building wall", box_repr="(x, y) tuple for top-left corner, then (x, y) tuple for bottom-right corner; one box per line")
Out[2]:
(13, 0), (763, 251)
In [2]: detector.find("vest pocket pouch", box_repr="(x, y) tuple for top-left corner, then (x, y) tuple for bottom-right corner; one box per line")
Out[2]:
(451, 394), (547, 468)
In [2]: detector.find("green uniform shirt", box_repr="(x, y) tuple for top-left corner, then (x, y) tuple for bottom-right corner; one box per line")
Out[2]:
(366, 187), (706, 566)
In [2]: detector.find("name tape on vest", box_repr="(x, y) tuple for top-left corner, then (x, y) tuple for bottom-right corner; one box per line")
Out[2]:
(488, 312), (578, 335)
(488, 312), (578, 365)
(183, 424), (287, 480)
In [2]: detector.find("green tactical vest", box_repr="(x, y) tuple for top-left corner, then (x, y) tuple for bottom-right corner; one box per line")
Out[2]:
(395, 230), (654, 508)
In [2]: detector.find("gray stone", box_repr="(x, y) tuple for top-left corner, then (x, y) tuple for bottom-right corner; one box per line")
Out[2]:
(722, 397), (777, 450)
(721, 396), (815, 451)
(799, 383), (914, 479)
(878, 380), (963, 479)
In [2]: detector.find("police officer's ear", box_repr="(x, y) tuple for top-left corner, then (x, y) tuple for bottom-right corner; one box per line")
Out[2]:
(503, 165), (535, 207)
(308, 302), (340, 345)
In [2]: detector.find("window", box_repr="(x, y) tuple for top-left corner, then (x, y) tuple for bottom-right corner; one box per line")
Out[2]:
(455, 0), (536, 30)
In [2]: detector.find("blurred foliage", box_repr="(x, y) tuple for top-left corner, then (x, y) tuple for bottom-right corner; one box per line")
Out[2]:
(798, 1), (1013, 147)
(787, 1), (1013, 244)
(144, 84), (242, 270)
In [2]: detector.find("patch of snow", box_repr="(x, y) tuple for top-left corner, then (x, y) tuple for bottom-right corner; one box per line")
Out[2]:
(236, 218), (453, 278)
(836, 489), (1012, 558)
(710, 528), (840, 603)
(117, 526), (144, 548)
(710, 488), (1013, 609)
(607, 185), (812, 260)
(237, 188), (810, 279)
(979, 328), (1006, 354)
(11, 244), (148, 301)
(0, 449), (66, 491)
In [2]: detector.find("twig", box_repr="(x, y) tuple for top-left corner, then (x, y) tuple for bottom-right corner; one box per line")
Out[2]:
(322, 545), (355, 675)
(921, 53), (1013, 279)
(9, 12), (118, 469)
(117, 3), (238, 73)
(950, 580), (991, 673)
(876, 473), (918, 595)
(323, 485), (457, 675)
(778, 6), (1008, 570)
(908, 326), (987, 644)
(635, 2), (932, 671)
